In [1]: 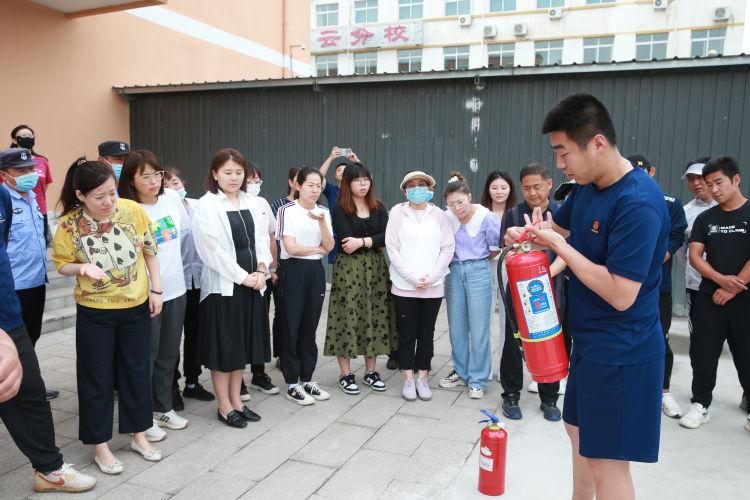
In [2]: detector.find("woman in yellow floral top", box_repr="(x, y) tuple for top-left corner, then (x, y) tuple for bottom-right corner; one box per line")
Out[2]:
(52, 158), (164, 475)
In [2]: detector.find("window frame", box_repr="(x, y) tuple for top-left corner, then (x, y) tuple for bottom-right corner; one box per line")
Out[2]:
(444, 45), (471, 70)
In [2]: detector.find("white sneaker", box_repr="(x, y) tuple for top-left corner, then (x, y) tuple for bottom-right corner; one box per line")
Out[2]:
(303, 382), (330, 401)
(145, 420), (167, 442)
(662, 392), (682, 419)
(34, 463), (97, 493)
(154, 410), (189, 430)
(679, 402), (710, 429)
(469, 387), (485, 399)
(286, 385), (315, 406)
(439, 369), (466, 388)
(527, 381), (539, 393)
(558, 378), (567, 395)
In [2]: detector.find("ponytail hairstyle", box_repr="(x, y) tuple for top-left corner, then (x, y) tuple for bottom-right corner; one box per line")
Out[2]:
(443, 171), (472, 198)
(58, 157), (115, 214)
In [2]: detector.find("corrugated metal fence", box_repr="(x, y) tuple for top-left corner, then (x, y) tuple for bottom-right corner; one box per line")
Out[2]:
(125, 59), (750, 315)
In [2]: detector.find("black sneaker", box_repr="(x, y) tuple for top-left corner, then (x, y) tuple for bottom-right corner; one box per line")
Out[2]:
(45, 389), (60, 401)
(240, 381), (251, 402)
(183, 383), (215, 401)
(540, 402), (562, 422)
(286, 386), (314, 406)
(386, 357), (398, 370)
(363, 371), (386, 392)
(338, 373), (360, 395)
(502, 394), (522, 420)
(172, 388), (185, 411)
(250, 373), (280, 395)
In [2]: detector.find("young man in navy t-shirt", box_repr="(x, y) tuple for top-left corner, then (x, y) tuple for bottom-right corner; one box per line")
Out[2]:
(505, 94), (669, 499)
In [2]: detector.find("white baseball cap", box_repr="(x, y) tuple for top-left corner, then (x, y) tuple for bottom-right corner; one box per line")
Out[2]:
(682, 162), (705, 179)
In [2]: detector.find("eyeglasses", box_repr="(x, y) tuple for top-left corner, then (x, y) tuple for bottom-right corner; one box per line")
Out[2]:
(446, 199), (468, 209)
(139, 171), (164, 183)
(247, 179), (263, 186)
(353, 178), (371, 185)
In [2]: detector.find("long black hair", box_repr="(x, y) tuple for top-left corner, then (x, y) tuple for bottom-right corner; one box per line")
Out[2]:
(9, 124), (44, 157)
(481, 170), (517, 210)
(58, 158), (115, 214)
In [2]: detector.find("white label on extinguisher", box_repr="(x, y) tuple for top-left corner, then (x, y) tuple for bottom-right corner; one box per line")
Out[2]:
(515, 273), (561, 340)
(479, 455), (494, 472)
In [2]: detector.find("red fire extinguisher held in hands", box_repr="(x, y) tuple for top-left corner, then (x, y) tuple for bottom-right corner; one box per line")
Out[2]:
(497, 228), (569, 383)
(478, 409), (507, 496)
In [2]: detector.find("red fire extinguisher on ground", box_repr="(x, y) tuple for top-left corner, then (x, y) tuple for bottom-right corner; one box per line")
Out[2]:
(498, 233), (569, 383)
(478, 409), (507, 496)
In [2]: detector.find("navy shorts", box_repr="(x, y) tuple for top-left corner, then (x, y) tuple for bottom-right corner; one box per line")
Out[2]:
(562, 350), (663, 463)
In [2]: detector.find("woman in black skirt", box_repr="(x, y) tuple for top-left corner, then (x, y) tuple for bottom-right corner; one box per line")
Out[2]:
(192, 149), (272, 428)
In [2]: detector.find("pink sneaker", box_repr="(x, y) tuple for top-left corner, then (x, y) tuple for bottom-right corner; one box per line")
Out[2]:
(416, 378), (432, 401)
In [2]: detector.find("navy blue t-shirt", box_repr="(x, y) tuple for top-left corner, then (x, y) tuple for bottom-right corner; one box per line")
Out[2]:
(660, 193), (687, 294)
(322, 183), (340, 264)
(0, 187), (24, 332)
(553, 168), (669, 365)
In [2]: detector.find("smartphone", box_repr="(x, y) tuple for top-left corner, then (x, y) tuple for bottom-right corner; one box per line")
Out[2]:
(338, 147), (352, 157)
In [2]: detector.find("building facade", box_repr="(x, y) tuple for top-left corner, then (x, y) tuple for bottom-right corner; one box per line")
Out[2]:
(310, 0), (747, 76)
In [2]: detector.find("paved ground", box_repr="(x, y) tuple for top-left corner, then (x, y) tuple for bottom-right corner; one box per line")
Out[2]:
(0, 301), (748, 499)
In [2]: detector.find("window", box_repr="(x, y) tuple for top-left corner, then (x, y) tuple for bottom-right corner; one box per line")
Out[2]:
(354, 0), (378, 23)
(691, 28), (726, 57)
(445, 0), (470, 16)
(585, 0), (614, 3)
(488, 43), (515, 67)
(490, 0), (516, 11)
(534, 40), (563, 66)
(444, 46), (470, 70)
(635, 32), (668, 61)
(398, 49), (422, 72)
(583, 36), (614, 63)
(354, 52), (378, 74)
(399, 0), (423, 20)
(316, 3), (339, 27)
(537, 0), (563, 8)
(316, 55), (338, 77)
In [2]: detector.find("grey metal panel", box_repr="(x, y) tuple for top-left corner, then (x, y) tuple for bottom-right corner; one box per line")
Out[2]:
(128, 62), (750, 314)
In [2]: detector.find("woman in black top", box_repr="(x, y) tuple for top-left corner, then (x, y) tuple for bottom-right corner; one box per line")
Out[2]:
(324, 163), (397, 395)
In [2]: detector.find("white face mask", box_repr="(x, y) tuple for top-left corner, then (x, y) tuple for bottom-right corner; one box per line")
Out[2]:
(247, 183), (261, 196)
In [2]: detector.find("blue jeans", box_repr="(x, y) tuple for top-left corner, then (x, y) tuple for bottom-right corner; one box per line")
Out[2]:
(446, 259), (493, 389)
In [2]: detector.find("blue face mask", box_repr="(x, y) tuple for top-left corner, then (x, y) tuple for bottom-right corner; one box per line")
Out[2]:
(177, 188), (187, 200)
(111, 163), (123, 181)
(13, 172), (39, 192)
(406, 186), (433, 205)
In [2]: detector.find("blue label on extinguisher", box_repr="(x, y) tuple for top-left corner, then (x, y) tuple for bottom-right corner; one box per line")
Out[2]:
(516, 274), (561, 341)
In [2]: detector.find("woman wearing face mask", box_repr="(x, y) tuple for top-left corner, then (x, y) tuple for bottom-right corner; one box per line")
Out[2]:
(118, 150), (190, 439)
(480, 171), (517, 381)
(385, 171), (455, 402)
(163, 168), (216, 409)
(277, 167), (335, 405)
(52, 158), (163, 473)
(192, 149), (271, 428)
(325, 163), (396, 395)
(9, 125), (53, 242)
(439, 172), (501, 400)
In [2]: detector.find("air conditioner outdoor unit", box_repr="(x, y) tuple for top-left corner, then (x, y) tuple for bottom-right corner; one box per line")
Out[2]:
(483, 25), (498, 38)
(652, 0), (667, 10)
(713, 6), (731, 21)
(513, 23), (528, 37)
(458, 15), (472, 27)
(548, 8), (562, 19)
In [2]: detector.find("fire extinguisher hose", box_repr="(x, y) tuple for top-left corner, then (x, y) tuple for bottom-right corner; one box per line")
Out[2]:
(497, 245), (525, 360)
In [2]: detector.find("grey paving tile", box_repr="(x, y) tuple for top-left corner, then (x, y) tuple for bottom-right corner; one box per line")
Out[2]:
(338, 394), (405, 428)
(239, 460), (334, 500)
(0, 465), (36, 500)
(272, 398), (350, 440)
(395, 437), (474, 488)
(292, 422), (375, 468)
(212, 430), (307, 481)
(171, 471), (255, 499)
(427, 406), (485, 445)
(397, 388), (459, 418)
(96, 483), (169, 500)
(363, 414), (435, 456)
(127, 454), (213, 495)
(315, 449), (407, 500)
(380, 479), (445, 499)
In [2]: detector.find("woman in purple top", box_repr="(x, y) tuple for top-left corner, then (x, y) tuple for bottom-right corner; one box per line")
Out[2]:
(439, 172), (502, 399)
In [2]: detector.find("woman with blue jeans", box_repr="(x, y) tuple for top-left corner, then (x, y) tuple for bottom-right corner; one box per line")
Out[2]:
(439, 173), (501, 399)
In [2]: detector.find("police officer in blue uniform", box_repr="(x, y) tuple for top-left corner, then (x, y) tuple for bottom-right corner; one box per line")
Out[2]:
(627, 154), (688, 419)
(0, 148), (58, 400)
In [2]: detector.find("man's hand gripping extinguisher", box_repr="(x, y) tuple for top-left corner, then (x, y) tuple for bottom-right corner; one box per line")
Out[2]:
(497, 231), (568, 383)
(478, 409), (507, 496)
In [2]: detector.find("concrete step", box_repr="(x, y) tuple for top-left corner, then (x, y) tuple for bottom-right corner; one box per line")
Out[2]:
(47, 269), (76, 290)
(41, 305), (76, 335)
(45, 287), (76, 310)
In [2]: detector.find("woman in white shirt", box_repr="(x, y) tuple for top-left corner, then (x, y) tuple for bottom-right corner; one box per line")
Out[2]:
(192, 149), (271, 428)
(119, 150), (189, 437)
(277, 167), (335, 406)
